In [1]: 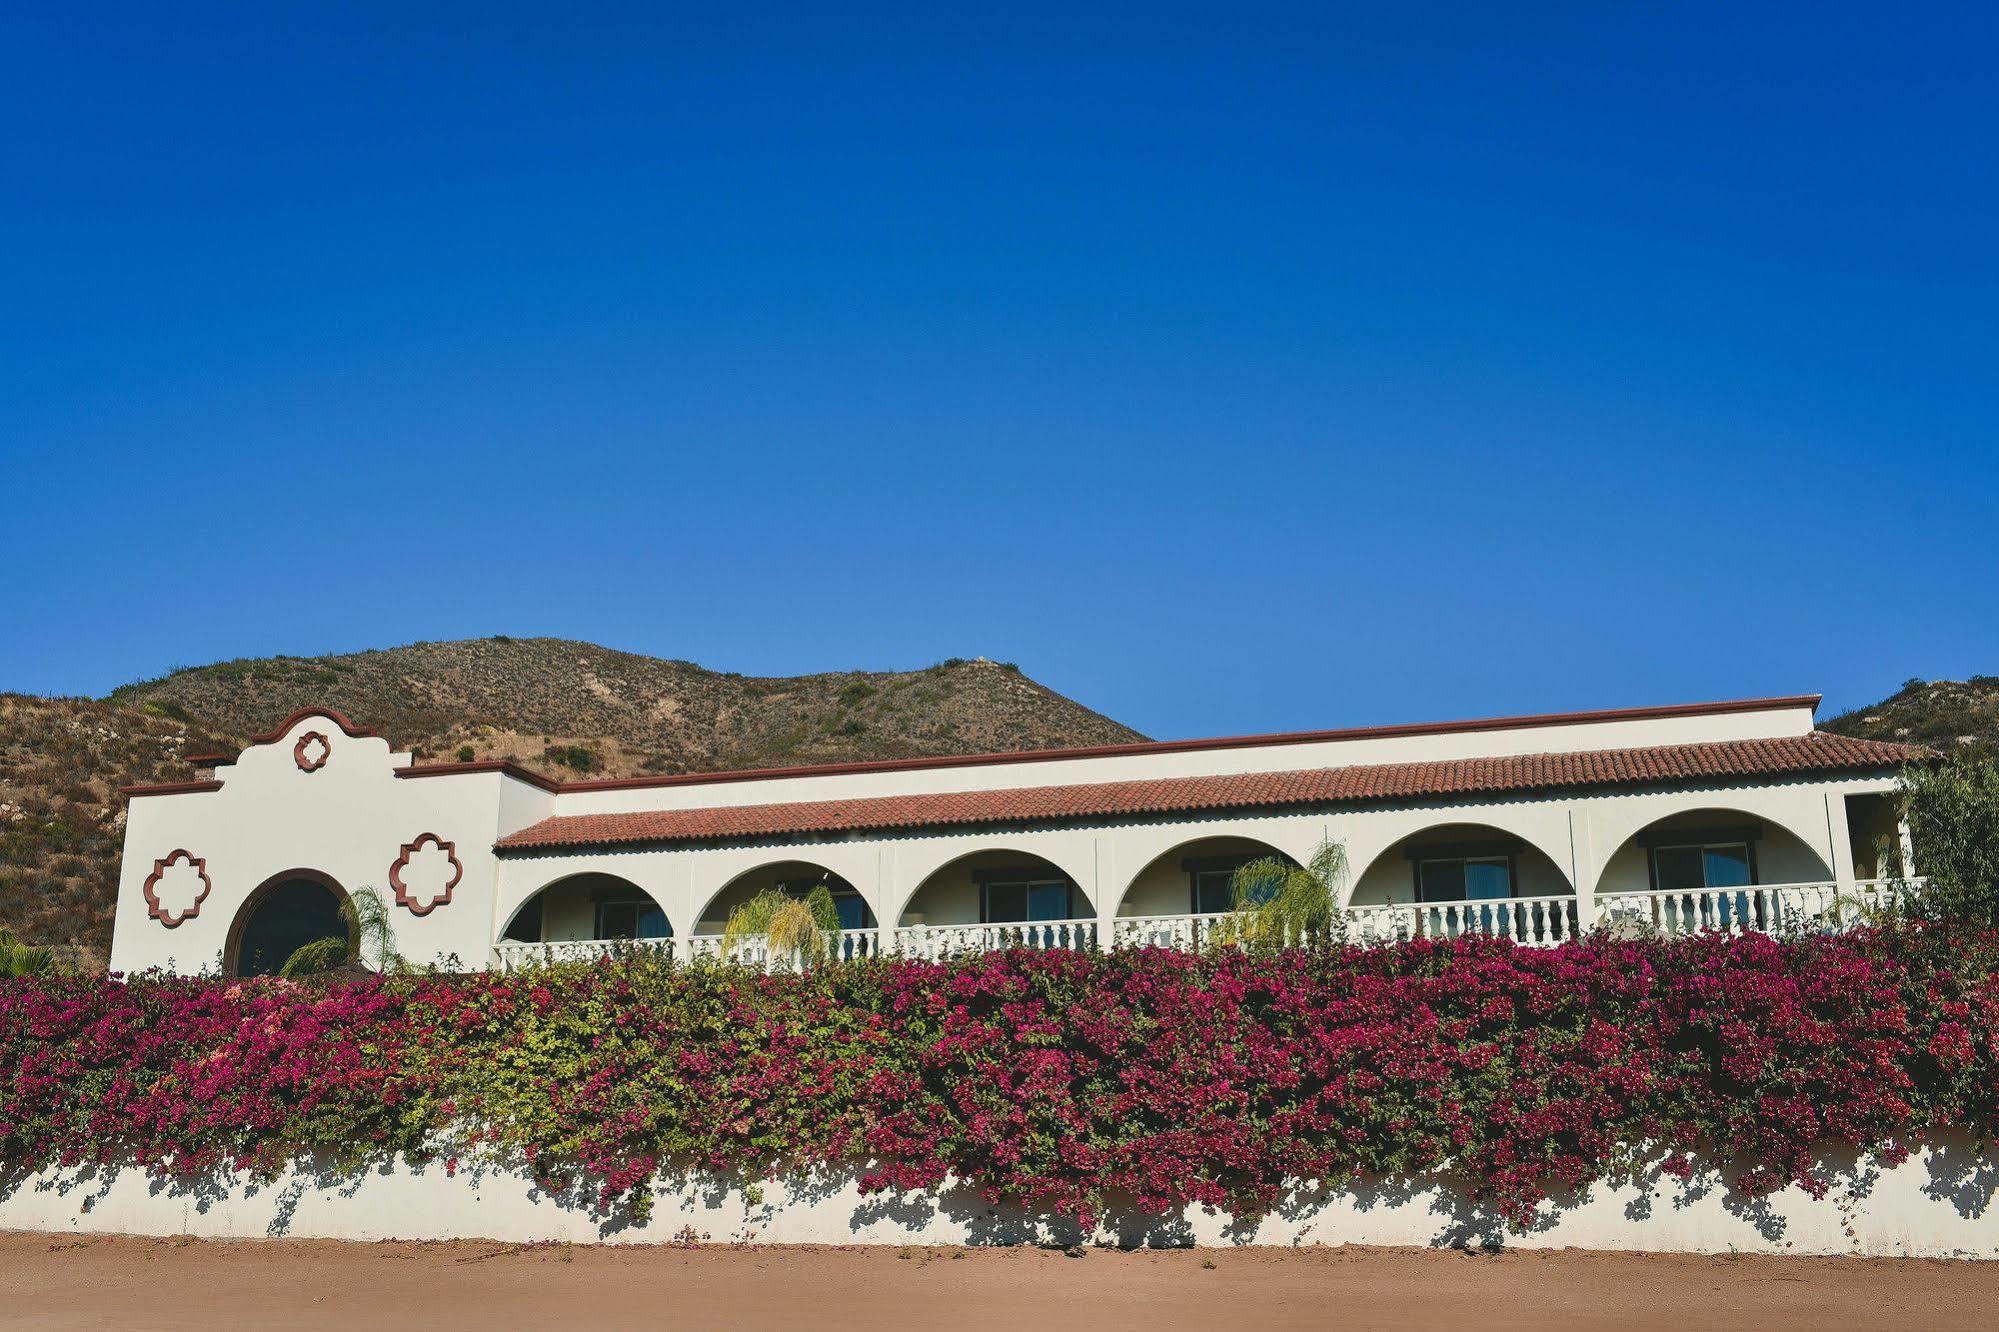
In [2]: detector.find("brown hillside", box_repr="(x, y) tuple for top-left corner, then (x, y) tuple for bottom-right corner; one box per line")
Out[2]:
(109, 638), (1145, 777)
(0, 695), (230, 971)
(1822, 677), (1999, 753)
(3, 640), (1145, 965)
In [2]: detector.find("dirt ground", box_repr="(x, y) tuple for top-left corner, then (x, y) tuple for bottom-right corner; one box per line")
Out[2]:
(2, 1234), (1994, 1330)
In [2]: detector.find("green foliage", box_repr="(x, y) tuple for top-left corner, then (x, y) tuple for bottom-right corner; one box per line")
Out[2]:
(0, 928), (56, 976)
(278, 889), (403, 978)
(278, 935), (351, 979)
(455, 745), (477, 763)
(1212, 841), (1347, 947)
(1904, 752), (1999, 927)
(542, 744), (599, 773)
(721, 886), (843, 964)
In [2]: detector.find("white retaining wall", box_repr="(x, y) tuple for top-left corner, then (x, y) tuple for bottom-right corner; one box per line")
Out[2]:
(6, 1139), (1998, 1257)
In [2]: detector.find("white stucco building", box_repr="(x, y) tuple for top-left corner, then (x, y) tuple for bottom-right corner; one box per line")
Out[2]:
(110, 694), (1924, 977)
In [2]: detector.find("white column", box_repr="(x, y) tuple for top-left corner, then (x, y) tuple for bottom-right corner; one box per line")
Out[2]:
(1824, 792), (1858, 892)
(1093, 835), (1119, 951)
(1569, 807), (1598, 933)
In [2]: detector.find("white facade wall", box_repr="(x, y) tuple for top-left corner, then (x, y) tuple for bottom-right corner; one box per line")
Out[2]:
(108, 701), (1903, 976)
(6, 1142), (1995, 1257)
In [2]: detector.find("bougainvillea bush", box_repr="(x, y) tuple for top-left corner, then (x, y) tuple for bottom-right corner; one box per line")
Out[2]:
(6, 926), (1999, 1230)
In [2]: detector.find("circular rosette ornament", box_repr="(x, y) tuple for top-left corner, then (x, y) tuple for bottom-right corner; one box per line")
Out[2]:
(294, 731), (332, 772)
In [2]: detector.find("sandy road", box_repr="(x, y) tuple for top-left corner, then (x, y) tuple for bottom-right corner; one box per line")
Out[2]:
(2, 1233), (1993, 1330)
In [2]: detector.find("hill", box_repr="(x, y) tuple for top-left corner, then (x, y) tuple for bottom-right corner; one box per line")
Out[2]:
(2, 639), (1145, 966)
(0, 695), (231, 970)
(1822, 677), (1999, 753)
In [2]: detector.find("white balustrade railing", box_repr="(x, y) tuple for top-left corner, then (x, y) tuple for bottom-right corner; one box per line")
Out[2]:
(892, 919), (1096, 960)
(1595, 878), (1919, 939)
(492, 880), (1925, 969)
(1110, 912), (1237, 950)
(492, 937), (676, 971)
(1345, 893), (1582, 946)
(684, 928), (884, 969)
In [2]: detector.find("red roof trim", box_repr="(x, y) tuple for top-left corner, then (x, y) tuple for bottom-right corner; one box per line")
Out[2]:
(246, 707), (378, 744)
(496, 730), (1919, 853)
(395, 760), (562, 793)
(120, 780), (226, 798)
(554, 694), (1827, 794)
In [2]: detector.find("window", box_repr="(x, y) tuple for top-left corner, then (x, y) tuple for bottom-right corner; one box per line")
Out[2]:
(595, 897), (669, 939)
(829, 891), (869, 931)
(1650, 843), (1755, 892)
(981, 878), (1073, 923)
(1187, 857), (1287, 914)
(1649, 839), (1758, 929)
(1417, 857), (1513, 903)
(1192, 867), (1237, 915)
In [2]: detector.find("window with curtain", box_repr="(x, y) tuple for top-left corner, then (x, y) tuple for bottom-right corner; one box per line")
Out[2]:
(981, 879), (1073, 922)
(595, 897), (669, 939)
(1650, 843), (1754, 892)
(1417, 857), (1514, 903)
(1191, 860), (1286, 913)
(1192, 867), (1236, 914)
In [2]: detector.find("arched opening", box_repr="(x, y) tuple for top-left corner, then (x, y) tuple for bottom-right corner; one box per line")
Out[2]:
(500, 873), (670, 945)
(692, 860), (877, 938)
(226, 870), (355, 978)
(1591, 807), (1838, 935)
(1117, 836), (1299, 918)
(1346, 823), (1577, 943)
(1350, 823), (1575, 907)
(1594, 808), (1833, 899)
(899, 849), (1086, 929)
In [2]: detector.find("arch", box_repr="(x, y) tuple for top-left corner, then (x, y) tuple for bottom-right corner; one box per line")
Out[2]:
(1116, 835), (1300, 918)
(226, 869), (356, 978)
(1347, 822), (1576, 908)
(500, 872), (671, 945)
(691, 859), (878, 937)
(897, 847), (1090, 929)
(1591, 806), (1833, 898)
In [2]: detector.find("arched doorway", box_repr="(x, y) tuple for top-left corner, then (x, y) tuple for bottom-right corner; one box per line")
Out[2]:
(899, 848), (1088, 929)
(1113, 835), (1299, 947)
(1118, 835), (1301, 919)
(500, 873), (670, 945)
(226, 870), (355, 978)
(1593, 808), (1835, 935)
(1347, 823), (1577, 944)
(692, 860), (878, 938)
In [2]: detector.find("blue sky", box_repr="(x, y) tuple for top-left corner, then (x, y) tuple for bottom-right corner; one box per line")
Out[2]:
(3, 3), (1994, 740)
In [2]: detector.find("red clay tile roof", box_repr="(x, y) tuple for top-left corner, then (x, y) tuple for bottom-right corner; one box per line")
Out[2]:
(494, 732), (1923, 852)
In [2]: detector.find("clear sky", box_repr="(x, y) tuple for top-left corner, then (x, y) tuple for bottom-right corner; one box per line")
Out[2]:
(3, 3), (1994, 740)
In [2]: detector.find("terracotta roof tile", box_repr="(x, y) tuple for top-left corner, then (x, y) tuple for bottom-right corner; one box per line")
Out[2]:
(494, 732), (1923, 853)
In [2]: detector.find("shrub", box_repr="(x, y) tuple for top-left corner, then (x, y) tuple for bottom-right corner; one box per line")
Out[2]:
(5, 927), (1999, 1230)
(721, 887), (842, 962)
(0, 928), (55, 976)
(542, 744), (599, 773)
(455, 745), (476, 763)
(1905, 753), (1999, 926)
(1213, 841), (1345, 946)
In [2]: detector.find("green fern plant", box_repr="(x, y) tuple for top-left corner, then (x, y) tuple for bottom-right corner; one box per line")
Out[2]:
(721, 886), (843, 965)
(0, 928), (56, 977)
(1209, 841), (1347, 949)
(278, 889), (403, 978)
